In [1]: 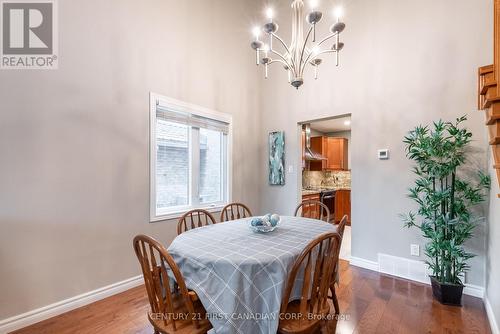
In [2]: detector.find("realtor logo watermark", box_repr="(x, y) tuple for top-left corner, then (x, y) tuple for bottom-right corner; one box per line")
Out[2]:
(0, 0), (57, 69)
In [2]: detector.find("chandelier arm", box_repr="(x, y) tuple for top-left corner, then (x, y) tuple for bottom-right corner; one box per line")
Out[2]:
(271, 33), (297, 71)
(269, 49), (295, 76)
(301, 49), (317, 73)
(315, 32), (339, 48)
(300, 49), (337, 77)
(268, 59), (289, 67)
(301, 41), (339, 69)
(299, 32), (339, 74)
(271, 33), (292, 56)
(298, 25), (314, 75)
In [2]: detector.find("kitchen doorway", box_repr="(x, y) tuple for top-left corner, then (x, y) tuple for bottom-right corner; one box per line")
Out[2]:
(298, 115), (351, 261)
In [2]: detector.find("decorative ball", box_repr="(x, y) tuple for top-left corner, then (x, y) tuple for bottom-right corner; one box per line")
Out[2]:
(270, 214), (280, 227)
(250, 218), (263, 226)
(248, 214), (280, 233)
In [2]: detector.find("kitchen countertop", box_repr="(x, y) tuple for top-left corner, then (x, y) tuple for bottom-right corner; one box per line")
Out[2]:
(302, 188), (351, 196)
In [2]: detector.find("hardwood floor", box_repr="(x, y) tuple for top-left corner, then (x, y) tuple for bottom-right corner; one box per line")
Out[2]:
(11, 261), (491, 334)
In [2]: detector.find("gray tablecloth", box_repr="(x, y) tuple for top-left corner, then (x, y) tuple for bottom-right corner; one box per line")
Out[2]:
(167, 216), (336, 334)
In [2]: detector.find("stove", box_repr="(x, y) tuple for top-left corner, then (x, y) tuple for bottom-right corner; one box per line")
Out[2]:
(320, 190), (335, 223)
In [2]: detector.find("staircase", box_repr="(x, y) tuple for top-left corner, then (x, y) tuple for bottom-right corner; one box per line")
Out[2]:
(479, 66), (500, 198)
(477, 0), (500, 198)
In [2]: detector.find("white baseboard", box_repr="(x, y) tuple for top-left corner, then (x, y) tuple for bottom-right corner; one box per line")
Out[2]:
(463, 284), (486, 299)
(485, 296), (500, 334)
(339, 254), (351, 261)
(350, 256), (379, 272)
(0, 275), (143, 334)
(348, 254), (484, 299)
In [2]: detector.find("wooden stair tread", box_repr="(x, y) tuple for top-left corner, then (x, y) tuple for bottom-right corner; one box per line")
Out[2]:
(479, 64), (494, 74)
(480, 81), (497, 95)
(485, 103), (500, 124)
(490, 137), (500, 145)
(486, 114), (500, 125)
(483, 96), (500, 109)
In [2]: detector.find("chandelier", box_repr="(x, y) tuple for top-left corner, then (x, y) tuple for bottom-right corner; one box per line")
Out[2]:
(250, 0), (346, 89)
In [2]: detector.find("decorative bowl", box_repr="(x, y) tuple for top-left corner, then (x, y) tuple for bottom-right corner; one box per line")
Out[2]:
(249, 214), (280, 233)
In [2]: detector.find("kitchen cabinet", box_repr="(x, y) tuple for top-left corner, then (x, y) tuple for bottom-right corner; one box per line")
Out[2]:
(301, 193), (320, 217)
(307, 136), (348, 171)
(308, 137), (328, 171)
(334, 189), (351, 225)
(326, 137), (348, 170)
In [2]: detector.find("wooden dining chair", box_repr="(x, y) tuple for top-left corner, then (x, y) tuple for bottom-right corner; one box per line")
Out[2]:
(278, 232), (342, 334)
(177, 209), (217, 235)
(220, 202), (253, 222)
(133, 235), (212, 334)
(294, 199), (330, 223)
(329, 215), (348, 315)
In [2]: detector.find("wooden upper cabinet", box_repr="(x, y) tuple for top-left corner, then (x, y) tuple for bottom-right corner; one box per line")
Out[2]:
(301, 129), (306, 169)
(326, 137), (348, 170)
(308, 136), (349, 171)
(309, 136), (328, 171)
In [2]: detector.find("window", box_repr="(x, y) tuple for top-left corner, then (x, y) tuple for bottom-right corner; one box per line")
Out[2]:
(150, 93), (231, 221)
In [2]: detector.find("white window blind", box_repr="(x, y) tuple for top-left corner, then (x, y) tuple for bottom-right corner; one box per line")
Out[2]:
(157, 106), (229, 134)
(150, 94), (231, 221)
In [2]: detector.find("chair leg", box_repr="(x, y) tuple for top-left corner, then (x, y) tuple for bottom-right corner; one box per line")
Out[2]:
(330, 285), (340, 315)
(321, 319), (331, 334)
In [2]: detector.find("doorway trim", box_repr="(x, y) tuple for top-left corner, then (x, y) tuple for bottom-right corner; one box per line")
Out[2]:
(296, 113), (352, 206)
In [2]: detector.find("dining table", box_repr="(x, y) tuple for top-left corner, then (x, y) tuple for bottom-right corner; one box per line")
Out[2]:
(167, 215), (337, 334)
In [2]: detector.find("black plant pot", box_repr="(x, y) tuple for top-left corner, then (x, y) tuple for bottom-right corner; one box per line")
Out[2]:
(430, 276), (464, 306)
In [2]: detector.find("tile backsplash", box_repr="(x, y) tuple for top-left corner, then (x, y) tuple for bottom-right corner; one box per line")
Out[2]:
(302, 170), (351, 189)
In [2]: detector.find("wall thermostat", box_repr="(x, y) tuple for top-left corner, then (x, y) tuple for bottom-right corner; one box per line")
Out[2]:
(378, 149), (389, 160)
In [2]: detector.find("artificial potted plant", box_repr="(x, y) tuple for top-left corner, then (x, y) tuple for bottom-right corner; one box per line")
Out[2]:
(401, 116), (490, 306)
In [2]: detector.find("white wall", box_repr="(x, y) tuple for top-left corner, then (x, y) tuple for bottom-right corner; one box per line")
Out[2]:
(0, 0), (497, 325)
(0, 0), (261, 320)
(258, 0), (492, 288)
(486, 151), (500, 331)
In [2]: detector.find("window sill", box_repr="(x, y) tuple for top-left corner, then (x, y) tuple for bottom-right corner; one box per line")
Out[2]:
(150, 204), (226, 223)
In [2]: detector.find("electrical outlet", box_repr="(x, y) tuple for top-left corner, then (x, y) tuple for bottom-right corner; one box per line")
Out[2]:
(410, 244), (420, 257)
(378, 149), (389, 160)
(288, 165), (294, 173)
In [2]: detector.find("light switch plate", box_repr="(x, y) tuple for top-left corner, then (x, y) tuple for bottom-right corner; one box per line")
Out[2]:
(288, 165), (294, 173)
(410, 244), (420, 257)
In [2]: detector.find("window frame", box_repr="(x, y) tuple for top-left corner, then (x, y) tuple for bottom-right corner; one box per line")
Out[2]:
(149, 92), (232, 222)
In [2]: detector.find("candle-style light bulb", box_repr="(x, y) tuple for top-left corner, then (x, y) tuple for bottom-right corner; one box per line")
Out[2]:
(262, 44), (270, 78)
(307, 0), (322, 42)
(334, 6), (343, 22)
(266, 7), (274, 21)
(264, 44), (270, 55)
(252, 26), (261, 41)
(333, 7), (342, 66)
(251, 26), (262, 65)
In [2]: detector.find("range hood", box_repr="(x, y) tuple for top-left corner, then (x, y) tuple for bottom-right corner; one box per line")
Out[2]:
(303, 124), (327, 161)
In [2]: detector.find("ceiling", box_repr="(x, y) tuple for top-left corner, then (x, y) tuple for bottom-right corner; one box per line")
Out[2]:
(309, 116), (351, 133)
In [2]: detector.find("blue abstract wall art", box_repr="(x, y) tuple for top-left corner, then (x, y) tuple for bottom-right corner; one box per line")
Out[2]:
(269, 131), (285, 186)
